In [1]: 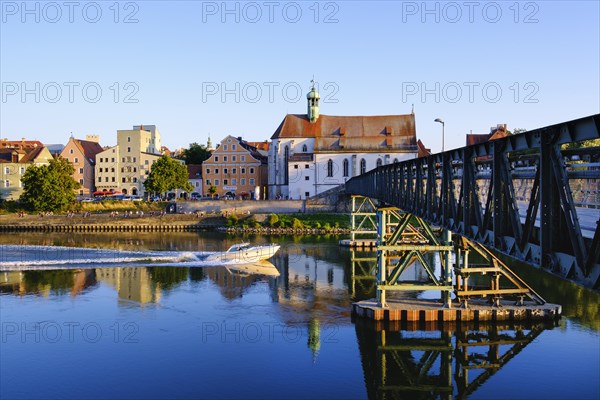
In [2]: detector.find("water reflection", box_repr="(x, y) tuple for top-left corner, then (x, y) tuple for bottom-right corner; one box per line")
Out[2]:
(355, 319), (556, 400)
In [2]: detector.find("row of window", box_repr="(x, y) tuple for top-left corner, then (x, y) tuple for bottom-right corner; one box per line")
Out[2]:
(206, 178), (255, 186)
(220, 144), (237, 151)
(98, 157), (116, 163)
(212, 154), (245, 162)
(4, 180), (21, 188)
(96, 177), (138, 183)
(3, 167), (26, 175)
(205, 167), (255, 175)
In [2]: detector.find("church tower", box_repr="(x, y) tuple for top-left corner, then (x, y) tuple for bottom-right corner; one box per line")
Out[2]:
(307, 80), (320, 123)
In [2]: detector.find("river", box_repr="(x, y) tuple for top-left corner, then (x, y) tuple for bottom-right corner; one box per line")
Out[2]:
(0, 232), (598, 399)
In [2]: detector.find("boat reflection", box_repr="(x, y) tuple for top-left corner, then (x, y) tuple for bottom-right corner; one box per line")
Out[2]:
(354, 319), (556, 400)
(225, 260), (280, 277)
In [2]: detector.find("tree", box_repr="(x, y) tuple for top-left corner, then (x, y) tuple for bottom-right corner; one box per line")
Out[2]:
(208, 185), (217, 197)
(144, 155), (193, 198)
(180, 142), (211, 165)
(20, 157), (80, 212)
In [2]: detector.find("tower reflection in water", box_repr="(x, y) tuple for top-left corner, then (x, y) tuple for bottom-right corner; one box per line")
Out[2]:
(355, 319), (555, 400)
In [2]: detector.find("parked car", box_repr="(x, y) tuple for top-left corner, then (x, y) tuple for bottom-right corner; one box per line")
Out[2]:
(132, 196), (143, 202)
(190, 192), (201, 200)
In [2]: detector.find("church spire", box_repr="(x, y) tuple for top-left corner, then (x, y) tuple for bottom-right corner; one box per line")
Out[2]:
(207, 133), (213, 150)
(307, 79), (320, 124)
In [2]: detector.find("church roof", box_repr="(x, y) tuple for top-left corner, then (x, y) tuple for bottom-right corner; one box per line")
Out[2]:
(271, 114), (417, 152)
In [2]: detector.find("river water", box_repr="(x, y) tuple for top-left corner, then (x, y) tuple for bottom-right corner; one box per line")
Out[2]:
(0, 232), (598, 400)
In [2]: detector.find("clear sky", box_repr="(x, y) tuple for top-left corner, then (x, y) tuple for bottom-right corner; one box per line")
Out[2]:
(1, 1), (599, 152)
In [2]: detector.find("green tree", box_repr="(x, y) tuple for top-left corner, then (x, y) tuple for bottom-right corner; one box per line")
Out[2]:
(208, 185), (217, 198)
(144, 156), (193, 198)
(20, 157), (79, 212)
(180, 142), (211, 165)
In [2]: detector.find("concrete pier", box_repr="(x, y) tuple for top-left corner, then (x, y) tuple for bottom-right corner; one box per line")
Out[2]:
(352, 298), (561, 323)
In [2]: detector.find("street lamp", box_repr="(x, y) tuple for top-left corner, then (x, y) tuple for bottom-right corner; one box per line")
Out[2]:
(434, 118), (445, 152)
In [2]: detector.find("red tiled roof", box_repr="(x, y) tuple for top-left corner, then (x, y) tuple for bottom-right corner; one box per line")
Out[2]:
(271, 114), (417, 152)
(74, 139), (104, 163)
(187, 164), (202, 179)
(247, 141), (270, 151)
(417, 139), (431, 158)
(466, 130), (508, 146)
(0, 140), (44, 150)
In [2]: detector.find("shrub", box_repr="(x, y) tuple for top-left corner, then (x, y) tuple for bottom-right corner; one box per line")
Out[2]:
(227, 215), (239, 226)
(267, 214), (279, 227)
(323, 223), (331, 230)
(292, 218), (304, 229)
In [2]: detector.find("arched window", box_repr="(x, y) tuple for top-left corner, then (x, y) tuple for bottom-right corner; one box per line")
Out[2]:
(360, 159), (366, 174)
(376, 158), (383, 168)
(343, 159), (349, 177)
(302, 144), (307, 153)
(327, 159), (334, 177)
(284, 145), (289, 184)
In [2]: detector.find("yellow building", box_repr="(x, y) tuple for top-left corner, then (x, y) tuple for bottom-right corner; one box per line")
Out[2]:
(59, 136), (104, 198)
(94, 125), (163, 196)
(0, 140), (53, 200)
(202, 135), (268, 199)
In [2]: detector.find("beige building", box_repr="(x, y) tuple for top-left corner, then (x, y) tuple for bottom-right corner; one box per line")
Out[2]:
(95, 125), (163, 196)
(59, 136), (104, 198)
(202, 135), (268, 199)
(0, 140), (53, 200)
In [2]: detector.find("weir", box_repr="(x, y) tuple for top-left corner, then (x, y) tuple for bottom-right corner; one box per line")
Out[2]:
(346, 114), (600, 322)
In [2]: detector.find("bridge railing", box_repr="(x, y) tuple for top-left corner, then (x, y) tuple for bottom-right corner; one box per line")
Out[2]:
(346, 114), (600, 289)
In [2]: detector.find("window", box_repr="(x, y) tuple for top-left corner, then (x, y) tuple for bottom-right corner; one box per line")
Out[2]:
(133, 167), (137, 172)
(376, 158), (383, 168)
(249, 178), (255, 185)
(79, 179), (84, 184)
(302, 144), (307, 152)
(79, 168), (84, 174)
(224, 156), (228, 162)
(20, 167), (25, 174)
(214, 156), (219, 162)
(4, 167), (9, 174)
(232, 156), (236, 162)
(74, 157), (79, 163)
(241, 178), (246, 185)
(284, 146), (289, 185)
(105, 177), (109, 182)
(224, 168), (228, 174)
(133, 177), (137, 183)
(206, 179), (211, 185)
(305, 192), (310, 198)
(112, 177), (115, 182)
(98, 177), (101, 182)
(224, 179), (228, 185)
(122, 178), (126, 183)
(112, 158), (115, 162)
(241, 155), (245, 161)
(195, 182), (199, 187)
(145, 160), (149, 165)
(232, 144), (237, 150)
(111, 168), (115, 172)
(70, 149), (74, 154)
(127, 147), (131, 153)
(294, 164), (298, 169)
(232, 178), (237, 185)
(79, 190), (84, 195)
(215, 179), (220, 185)
(360, 159), (366, 174)
(214, 168), (219, 174)
(250, 167), (255, 174)
(133, 157), (136, 163)
(305, 164), (309, 169)
(127, 157), (131, 162)
(128, 137), (131, 142)
(206, 168), (210, 174)
(327, 159), (334, 177)
(232, 168), (237, 174)
(224, 145), (228, 151)
(4, 180), (9, 188)
(241, 168), (246, 174)
(343, 159), (349, 177)
(100, 158), (103, 163)
(305, 176), (310, 181)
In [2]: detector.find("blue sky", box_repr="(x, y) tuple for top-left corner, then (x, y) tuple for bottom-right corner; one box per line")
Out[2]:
(1, 1), (599, 151)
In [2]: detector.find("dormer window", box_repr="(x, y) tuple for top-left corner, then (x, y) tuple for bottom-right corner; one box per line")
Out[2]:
(302, 144), (307, 153)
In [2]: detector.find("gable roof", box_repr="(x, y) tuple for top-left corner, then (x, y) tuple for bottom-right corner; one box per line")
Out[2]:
(187, 164), (202, 179)
(271, 114), (417, 152)
(417, 139), (431, 158)
(73, 138), (104, 164)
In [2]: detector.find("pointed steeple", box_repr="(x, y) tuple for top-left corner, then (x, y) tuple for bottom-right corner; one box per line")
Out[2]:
(207, 133), (213, 150)
(307, 79), (320, 124)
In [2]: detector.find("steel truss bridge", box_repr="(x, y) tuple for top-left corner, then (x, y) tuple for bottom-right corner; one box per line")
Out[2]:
(346, 114), (600, 291)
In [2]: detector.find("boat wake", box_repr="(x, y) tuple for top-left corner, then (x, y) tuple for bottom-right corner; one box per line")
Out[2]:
(0, 244), (250, 271)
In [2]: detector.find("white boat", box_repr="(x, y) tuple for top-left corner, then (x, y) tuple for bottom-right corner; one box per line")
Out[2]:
(205, 243), (280, 264)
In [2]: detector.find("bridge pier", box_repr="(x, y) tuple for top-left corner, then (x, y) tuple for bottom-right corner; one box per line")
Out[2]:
(352, 207), (561, 322)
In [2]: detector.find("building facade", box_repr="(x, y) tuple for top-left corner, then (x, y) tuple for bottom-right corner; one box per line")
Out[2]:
(60, 136), (104, 198)
(94, 125), (163, 196)
(202, 135), (268, 199)
(0, 140), (53, 200)
(268, 86), (418, 199)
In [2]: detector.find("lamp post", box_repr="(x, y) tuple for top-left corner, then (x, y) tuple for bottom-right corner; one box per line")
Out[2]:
(435, 118), (445, 152)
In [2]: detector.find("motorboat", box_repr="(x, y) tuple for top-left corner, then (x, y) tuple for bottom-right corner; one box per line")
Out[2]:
(205, 243), (280, 264)
(225, 260), (280, 277)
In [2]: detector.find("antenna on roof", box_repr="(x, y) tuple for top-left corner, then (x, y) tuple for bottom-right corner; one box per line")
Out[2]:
(311, 76), (315, 89)
(411, 104), (414, 114)
(70, 131), (73, 138)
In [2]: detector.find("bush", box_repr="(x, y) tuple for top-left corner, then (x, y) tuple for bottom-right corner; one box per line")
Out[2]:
(314, 221), (321, 229)
(227, 215), (239, 226)
(323, 223), (331, 230)
(278, 220), (286, 228)
(292, 218), (304, 229)
(267, 214), (279, 227)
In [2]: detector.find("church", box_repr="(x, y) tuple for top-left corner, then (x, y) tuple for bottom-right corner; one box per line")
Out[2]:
(268, 84), (418, 199)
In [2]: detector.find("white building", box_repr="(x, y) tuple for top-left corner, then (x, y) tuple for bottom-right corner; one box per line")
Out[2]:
(268, 85), (418, 199)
